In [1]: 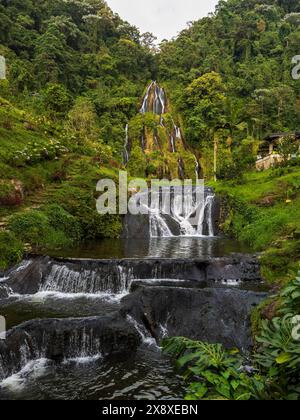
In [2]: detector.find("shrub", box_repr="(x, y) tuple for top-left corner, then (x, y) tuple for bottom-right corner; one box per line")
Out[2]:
(8, 209), (77, 250)
(0, 231), (24, 271)
(163, 337), (263, 400)
(41, 84), (72, 116)
(42, 204), (82, 242)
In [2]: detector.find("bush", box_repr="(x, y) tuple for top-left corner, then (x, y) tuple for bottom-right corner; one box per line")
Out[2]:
(50, 184), (122, 239)
(163, 337), (263, 400)
(41, 84), (72, 116)
(0, 231), (24, 271)
(8, 208), (79, 250)
(42, 204), (82, 242)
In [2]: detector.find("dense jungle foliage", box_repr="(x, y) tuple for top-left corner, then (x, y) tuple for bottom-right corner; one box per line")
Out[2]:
(0, 0), (300, 400)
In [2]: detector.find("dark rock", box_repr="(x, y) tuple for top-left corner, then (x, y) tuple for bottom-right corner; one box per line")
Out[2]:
(206, 255), (262, 283)
(122, 214), (150, 239)
(121, 286), (267, 352)
(3, 255), (262, 296)
(0, 285), (9, 299)
(0, 315), (141, 381)
(5, 258), (49, 295)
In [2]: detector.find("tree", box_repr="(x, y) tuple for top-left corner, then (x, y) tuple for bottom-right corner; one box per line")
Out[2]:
(42, 83), (72, 117)
(184, 72), (226, 180)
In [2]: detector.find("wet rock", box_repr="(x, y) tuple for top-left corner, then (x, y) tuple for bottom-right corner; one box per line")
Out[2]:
(122, 214), (150, 239)
(4, 255), (262, 296)
(5, 258), (49, 295)
(206, 255), (262, 283)
(0, 315), (141, 381)
(0, 285), (9, 299)
(121, 286), (267, 352)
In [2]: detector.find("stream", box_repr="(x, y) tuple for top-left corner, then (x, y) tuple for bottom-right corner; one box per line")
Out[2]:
(0, 189), (268, 400)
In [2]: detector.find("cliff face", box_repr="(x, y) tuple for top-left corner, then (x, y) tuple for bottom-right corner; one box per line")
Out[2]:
(125, 82), (201, 180)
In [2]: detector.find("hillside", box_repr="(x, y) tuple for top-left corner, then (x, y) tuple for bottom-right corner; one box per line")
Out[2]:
(0, 0), (300, 402)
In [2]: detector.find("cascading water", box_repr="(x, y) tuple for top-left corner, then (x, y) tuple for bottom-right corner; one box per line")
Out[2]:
(194, 156), (200, 179)
(140, 81), (166, 116)
(170, 136), (176, 153)
(39, 264), (134, 296)
(130, 187), (216, 239)
(141, 135), (145, 152)
(140, 82), (154, 114)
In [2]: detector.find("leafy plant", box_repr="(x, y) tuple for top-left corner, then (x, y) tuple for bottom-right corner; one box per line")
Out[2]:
(281, 271), (300, 314)
(163, 337), (262, 400)
(0, 231), (24, 271)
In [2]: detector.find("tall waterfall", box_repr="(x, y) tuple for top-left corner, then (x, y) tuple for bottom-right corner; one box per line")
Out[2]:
(140, 81), (167, 115)
(140, 82), (154, 114)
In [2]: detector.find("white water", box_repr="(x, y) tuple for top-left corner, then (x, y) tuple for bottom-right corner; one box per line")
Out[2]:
(140, 81), (166, 115)
(170, 136), (176, 153)
(147, 189), (216, 238)
(140, 82), (154, 114)
(39, 264), (134, 296)
(126, 316), (157, 347)
(194, 156), (200, 179)
(0, 359), (49, 392)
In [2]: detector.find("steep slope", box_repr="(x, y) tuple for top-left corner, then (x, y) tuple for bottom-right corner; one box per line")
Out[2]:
(126, 81), (200, 180)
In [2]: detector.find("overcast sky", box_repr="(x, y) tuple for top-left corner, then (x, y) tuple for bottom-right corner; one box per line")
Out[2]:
(107, 0), (219, 42)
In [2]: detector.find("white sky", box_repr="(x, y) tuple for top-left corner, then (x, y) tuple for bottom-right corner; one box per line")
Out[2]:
(107, 0), (219, 42)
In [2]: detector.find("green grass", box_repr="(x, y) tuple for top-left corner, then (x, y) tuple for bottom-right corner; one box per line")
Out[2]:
(0, 98), (123, 270)
(211, 166), (300, 284)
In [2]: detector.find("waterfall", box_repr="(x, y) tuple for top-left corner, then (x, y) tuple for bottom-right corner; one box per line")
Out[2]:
(123, 124), (129, 165)
(150, 213), (173, 238)
(140, 82), (154, 114)
(141, 135), (145, 152)
(175, 126), (181, 139)
(126, 316), (157, 347)
(0, 319), (120, 382)
(130, 186), (216, 239)
(170, 135), (176, 153)
(140, 81), (166, 115)
(39, 264), (134, 295)
(194, 156), (200, 179)
(197, 195), (215, 237)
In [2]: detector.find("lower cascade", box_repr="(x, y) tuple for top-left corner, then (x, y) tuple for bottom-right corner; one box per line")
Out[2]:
(0, 251), (266, 398)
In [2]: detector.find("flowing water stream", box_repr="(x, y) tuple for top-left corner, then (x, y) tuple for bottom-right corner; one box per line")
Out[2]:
(0, 148), (267, 400)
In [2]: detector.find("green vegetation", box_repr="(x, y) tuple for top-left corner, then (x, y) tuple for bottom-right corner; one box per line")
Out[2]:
(211, 165), (300, 283)
(0, 231), (24, 270)
(158, 0), (300, 177)
(0, 0), (299, 399)
(163, 272), (300, 400)
(0, 0), (155, 269)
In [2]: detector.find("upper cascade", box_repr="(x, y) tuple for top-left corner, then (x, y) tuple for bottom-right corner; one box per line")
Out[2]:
(123, 81), (202, 181)
(140, 82), (167, 115)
